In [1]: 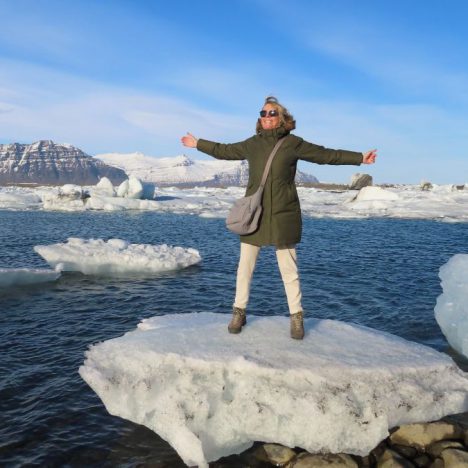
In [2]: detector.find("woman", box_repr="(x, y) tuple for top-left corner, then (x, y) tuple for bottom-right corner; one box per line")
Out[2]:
(181, 96), (377, 340)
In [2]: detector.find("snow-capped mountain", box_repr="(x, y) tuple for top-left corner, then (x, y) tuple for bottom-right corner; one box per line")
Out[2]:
(0, 140), (127, 185)
(96, 152), (319, 186)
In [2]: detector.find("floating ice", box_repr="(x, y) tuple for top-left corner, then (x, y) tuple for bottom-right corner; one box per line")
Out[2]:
(346, 186), (400, 212)
(80, 312), (468, 467)
(38, 176), (159, 211)
(1, 184), (468, 221)
(117, 175), (143, 199)
(353, 186), (400, 202)
(91, 177), (116, 197)
(84, 195), (160, 211)
(435, 254), (468, 357)
(34, 238), (201, 276)
(59, 184), (83, 199)
(0, 267), (60, 287)
(0, 189), (42, 209)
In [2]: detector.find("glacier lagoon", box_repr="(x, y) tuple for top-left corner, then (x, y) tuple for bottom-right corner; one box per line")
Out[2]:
(0, 209), (467, 466)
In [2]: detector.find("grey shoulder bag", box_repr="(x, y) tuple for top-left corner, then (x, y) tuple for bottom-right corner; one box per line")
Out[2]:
(226, 136), (287, 235)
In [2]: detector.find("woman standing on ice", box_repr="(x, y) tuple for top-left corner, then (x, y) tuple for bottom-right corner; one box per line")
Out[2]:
(181, 96), (377, 340)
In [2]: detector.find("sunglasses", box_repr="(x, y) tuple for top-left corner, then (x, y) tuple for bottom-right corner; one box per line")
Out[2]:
(259, 109), (279, 118)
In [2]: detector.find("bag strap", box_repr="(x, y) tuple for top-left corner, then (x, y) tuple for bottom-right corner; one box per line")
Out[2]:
(259, 136), (287, 189)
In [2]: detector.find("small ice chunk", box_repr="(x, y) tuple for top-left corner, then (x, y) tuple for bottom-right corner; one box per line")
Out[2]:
(116, 176), (144, 199)
(435, 254), (468, 357)
(127, 176), (144, 199)
(34, 238), (201, 276)
(141, 182), (157, 200)
(0, 268), (60, 287)
(353, 186), (399, 202)
(116, 179), (129, 198)
(59, 184), (83, 199)
(347, 186), (400, 212)
(80, 313), (468, 467)
(92, 177), (116, 197)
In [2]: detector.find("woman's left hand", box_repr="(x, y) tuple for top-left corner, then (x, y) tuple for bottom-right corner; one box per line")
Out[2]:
(362, 149), (377, 164)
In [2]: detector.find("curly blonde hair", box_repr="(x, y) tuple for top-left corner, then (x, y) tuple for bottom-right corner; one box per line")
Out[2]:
(256, 96), (296, 134)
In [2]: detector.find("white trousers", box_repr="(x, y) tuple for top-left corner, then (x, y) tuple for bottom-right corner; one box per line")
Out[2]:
(233, 242), (303, 314)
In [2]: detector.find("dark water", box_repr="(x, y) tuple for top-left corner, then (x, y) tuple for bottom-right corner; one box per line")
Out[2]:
(0, 211), (467, 467)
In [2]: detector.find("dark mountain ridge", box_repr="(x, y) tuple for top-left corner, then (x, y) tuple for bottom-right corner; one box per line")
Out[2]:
(0, 140), (126, 185)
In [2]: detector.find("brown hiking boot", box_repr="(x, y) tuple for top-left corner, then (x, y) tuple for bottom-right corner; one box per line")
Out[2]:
(228, 307), (246, 334)
(290, 311), (304, 340)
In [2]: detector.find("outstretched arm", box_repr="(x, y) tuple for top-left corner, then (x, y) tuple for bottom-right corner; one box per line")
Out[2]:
(180, 132), (248, 160)
(296, 138), (372, 165)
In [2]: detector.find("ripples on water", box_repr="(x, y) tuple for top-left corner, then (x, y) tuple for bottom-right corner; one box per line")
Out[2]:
(0, 211), (467, 466)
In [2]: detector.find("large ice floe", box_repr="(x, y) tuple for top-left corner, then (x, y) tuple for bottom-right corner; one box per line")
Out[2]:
(34, 238), (201, 276)
(0, 267), (60, 287)
(435, 254), (468, 358)
(80, 312), (468, 467)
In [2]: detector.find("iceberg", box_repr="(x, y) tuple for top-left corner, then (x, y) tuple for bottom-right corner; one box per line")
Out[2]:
(34, 238), (201, 276)
(0, 267), (60, 287)
(435, 254), (468, 357)
(79, 312), (468, 468)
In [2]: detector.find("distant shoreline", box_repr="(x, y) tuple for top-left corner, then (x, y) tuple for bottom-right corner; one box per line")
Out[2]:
(0, 182), (398, 191)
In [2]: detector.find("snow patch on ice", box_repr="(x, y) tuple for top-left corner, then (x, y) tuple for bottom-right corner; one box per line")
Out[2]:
(80, 312), (468, 467)
(0, 268), (60, 287)
(435, 254), (468, 357)
(34, 238), (201, 276)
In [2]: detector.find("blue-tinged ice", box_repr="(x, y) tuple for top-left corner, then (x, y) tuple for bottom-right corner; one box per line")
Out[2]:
(0, 267), (60, 287)
(34, 238), (201, 276)
(80, 312), (468, 468)
(435, 254), (468, 358)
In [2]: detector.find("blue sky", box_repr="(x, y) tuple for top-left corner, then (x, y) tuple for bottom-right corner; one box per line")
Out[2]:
(0, 0), (467, 184)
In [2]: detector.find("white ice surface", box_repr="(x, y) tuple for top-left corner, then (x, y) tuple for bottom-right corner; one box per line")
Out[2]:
(435, 254), (468, 357)
(1, 184), (467, 221)
(0, 267), (60, 287)
(34, 238), (201, 276)
(90, 177), (116, 197)
(80, 312), (468, 467)
(84, 195), (160, 211)
(59, 184), (83, 198)
(0, 188), (42, 209)
(116, 175), (144, 199)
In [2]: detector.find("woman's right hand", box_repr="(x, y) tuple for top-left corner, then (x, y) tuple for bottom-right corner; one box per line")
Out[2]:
(181, 132), (198, 148)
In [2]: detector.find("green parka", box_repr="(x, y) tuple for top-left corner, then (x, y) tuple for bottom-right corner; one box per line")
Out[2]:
(197, 126), (363, 247)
